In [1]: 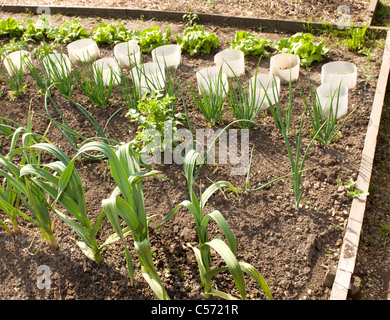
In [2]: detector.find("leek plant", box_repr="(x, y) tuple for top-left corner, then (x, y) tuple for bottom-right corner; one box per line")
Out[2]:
(159, 150), (273, 300)
(0, 123), (58, 249)
(299, 72), (355, 148)
(68, 141), (170, 300)
(18, 142), (123, 263)
(0, 175), (20, 236)
(0, 118), (22, 236)
(0, 107), (49, 237)
(189, 68), (226, 126)
(0, 156), (58, 249)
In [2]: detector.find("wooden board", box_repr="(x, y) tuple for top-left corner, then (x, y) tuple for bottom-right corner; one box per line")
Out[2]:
(330, 30), (390, 300)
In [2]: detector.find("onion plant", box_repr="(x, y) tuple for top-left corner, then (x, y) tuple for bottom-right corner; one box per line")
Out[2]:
(25, 57), (51, 93)
(189, 68), (226, 126)
(267, 76), (294, 136)
(0, 54), (28, 99)
(117, 65), (142, 111)
(253, 76), (325, 209)
(69, 141), (170, 300)
(299, 72), (355, 148)
(225, 64), (266, 129)
(154, 59), (177, 115)
(42, 53), (74, 98)
(39, 81), (117, 160)
(159, 150), (272, 300)
(72, 58), (116, 109)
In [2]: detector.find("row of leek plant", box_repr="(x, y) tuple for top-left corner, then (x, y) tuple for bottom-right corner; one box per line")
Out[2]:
(0, 115), (169, 298)
(0, 103), (273, 300)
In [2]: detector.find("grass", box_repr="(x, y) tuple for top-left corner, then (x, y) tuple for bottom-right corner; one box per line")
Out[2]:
(372, 0), (390, 27)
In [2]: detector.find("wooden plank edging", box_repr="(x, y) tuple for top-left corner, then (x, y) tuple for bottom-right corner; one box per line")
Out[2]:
(329, 30), (390, 300)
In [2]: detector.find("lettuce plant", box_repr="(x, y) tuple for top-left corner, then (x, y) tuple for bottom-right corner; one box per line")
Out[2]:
(0, 17), (24, 38)
(92, 22), (129, 45)
(22, 14), (53, 42)
(176, 25), (219, 56)
(47, 19), (89, 44)
(230, 31), (271, 57)
(274, 32), (329, 67)
(132, 26), (172, 54)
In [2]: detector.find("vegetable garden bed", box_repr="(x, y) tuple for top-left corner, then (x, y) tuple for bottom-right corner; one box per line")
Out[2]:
(0, 10), (387, 301)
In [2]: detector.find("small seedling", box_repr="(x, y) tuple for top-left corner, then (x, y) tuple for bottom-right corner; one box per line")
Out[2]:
(182, 9), (199, 26)
(344, 178), (369, 198)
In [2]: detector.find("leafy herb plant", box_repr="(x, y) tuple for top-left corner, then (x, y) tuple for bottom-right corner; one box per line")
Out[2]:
(126, 90), (185, 154)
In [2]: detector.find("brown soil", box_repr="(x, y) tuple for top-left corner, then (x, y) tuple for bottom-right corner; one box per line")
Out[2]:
(2, 0), (373, 25)
(0, 11), (388, 302)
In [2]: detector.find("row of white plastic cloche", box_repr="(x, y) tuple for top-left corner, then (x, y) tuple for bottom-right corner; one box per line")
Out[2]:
(3, 38), (357, 118)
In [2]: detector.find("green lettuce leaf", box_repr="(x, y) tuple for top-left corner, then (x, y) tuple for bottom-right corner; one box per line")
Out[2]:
(176, 25), (219, 56)
(92, 22), (129, 45)
(0, 17), (25, 38)
(230, 31), (271, 57)
(274, 32), (329, 67)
